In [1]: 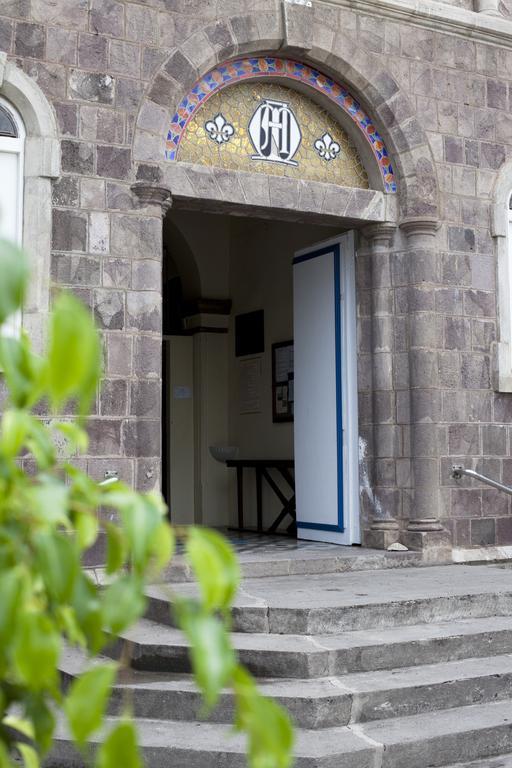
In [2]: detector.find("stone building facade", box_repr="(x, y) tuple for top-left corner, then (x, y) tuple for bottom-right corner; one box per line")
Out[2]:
(3, 0), (512, 556)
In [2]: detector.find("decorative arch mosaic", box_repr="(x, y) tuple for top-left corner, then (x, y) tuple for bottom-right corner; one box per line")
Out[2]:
(166, 57), (397, 194)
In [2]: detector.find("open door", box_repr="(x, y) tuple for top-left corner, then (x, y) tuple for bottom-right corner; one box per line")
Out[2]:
(293, 232), (360, 545)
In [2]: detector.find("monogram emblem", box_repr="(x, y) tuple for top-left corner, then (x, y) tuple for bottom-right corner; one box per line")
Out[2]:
(205, 113), (235, 144)
(248, 99), (301, 166)
(314, 132), (341, 162)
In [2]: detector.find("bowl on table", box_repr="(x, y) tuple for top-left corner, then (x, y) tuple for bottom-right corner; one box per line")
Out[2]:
(209, 445), (239, 463)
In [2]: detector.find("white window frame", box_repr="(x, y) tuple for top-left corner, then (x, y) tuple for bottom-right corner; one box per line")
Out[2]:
(0, 96), (25, 337)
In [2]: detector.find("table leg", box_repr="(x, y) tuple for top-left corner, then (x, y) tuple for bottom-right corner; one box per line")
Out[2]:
(256, 467), (263, 533)
(236, 466), (244, 530)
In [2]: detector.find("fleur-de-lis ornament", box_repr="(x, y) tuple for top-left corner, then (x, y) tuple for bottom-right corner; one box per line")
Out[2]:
(205, 113), (235, 144)
(314, 132), (341, 161)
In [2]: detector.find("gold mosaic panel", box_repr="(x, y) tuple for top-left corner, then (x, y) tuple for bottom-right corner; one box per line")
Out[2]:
(177, 82), (369, 189)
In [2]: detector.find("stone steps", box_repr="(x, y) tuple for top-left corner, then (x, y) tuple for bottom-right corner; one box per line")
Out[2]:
(52, 563), (512, 767)
(105, 614), (512, 678)
(146, 564), (512, 634)
(61, 645), (512, 729)
(49, 700), (512, 768)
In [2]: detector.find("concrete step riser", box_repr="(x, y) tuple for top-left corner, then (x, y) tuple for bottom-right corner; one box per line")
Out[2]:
(48, 739), (371, 768)
(105, 637), (330, 679)
(353, 670), (512, 723)
(379, 721), (512, 768)
(63, 664), (512, 730)
(107, 686), (349, 730)
(48, 720), (512, 768)
(106, 627), (512, 679)
(145, 593), (512, 635)
(332, 627), (512, 674)
(278, 593), (512, 635)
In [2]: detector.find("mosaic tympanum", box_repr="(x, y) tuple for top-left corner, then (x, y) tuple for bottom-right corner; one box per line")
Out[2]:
(177, 82), (369, 189)
(166, 57), (396, 193)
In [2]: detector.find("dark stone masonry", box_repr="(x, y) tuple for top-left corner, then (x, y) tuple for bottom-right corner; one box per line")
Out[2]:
(3, 0), (512, 555)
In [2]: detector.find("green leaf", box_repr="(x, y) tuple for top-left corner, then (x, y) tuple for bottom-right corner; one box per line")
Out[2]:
(105, 523), (126, 575)
(0, 335), (45, 410)
(47, 292), (102, 416)
(0, 740), (14, 768)
(147, 521), (175, 575)
(71, 572), (104, 654)
(0, 239), (28, 325)
(175, 600), (235, 709)
(0, 567), (25, 648)
(33, 530), (79, 602)
(57, 605), (86, 647)
(95, 720), (142, 768)
(64, 663), (117, 747)
(25, 416), (56, 470)
(13, 613), (61, 691)
(105, 488), (164, 575)
(74, 510), (99, 551)
(101, 574), (146, 635)
(24, 693), (55, 755)
(185, 528), (240, 613)
(0, 409), (31, 457)
(2, 715), (35, 740)
(16, 743), (39, 768)
(233, 666), (294, 768)
(26, 477), (69, 527)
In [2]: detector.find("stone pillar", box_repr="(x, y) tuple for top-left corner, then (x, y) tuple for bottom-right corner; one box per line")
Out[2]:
(364, 223), (401, 550)
(399, 218), (451, 559)
(126, 183), (171, 491)
(475, 0), (500, 14)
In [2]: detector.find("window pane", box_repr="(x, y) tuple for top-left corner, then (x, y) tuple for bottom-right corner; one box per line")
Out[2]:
(0, 150), (20, 240)
(0, 105), (17, 138)
(0, 149), (21, 336)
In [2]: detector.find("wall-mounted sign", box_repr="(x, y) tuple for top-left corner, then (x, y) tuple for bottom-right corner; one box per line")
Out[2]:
(239, 357), (263, 415)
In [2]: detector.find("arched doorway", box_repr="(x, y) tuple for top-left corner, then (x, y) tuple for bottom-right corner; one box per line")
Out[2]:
(157, 56), (397, 545)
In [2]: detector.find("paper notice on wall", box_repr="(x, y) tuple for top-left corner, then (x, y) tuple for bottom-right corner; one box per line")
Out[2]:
(275, 345), (294, 383)
(239, 357), (262, 414)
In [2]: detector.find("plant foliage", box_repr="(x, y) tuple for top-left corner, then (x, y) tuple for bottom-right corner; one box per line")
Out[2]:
(0, 238), (294, 768)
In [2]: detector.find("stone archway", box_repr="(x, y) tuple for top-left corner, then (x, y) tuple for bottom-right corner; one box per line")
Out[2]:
(132, 2), (439, 223)
(129, 8), (449, 554)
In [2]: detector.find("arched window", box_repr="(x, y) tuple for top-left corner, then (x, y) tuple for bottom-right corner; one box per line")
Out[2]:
(0, 97), (25, 335)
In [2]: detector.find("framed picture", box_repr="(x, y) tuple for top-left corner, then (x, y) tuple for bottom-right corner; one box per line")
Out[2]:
(272, 340), (294, 423)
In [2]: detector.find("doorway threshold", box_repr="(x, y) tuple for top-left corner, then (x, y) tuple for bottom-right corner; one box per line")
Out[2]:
(158, 531), (424, 582)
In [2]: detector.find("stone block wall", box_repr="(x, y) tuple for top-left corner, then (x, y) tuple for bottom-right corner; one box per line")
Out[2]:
(2, 0), (512, 545)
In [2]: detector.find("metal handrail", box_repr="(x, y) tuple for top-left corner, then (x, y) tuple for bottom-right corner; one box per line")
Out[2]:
(451, 465), (512, 497)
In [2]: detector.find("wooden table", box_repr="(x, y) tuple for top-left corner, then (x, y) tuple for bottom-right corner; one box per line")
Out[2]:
(226, 459), (296, 535)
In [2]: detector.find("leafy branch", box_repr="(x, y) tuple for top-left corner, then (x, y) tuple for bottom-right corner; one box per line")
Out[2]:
(0, 238), (294, 768)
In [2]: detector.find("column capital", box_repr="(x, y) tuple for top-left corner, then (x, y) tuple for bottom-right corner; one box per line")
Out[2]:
(399, 217), (440, 239)
(363, 222), (397, 249)
(130, 183), (172, 215)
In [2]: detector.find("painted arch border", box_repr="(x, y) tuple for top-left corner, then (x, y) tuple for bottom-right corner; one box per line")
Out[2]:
(166, 57), (397, 194)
